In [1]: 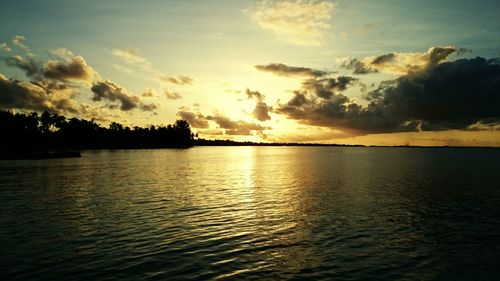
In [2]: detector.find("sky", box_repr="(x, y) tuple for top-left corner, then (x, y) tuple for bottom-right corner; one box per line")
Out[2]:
(1, 0), (499, 146)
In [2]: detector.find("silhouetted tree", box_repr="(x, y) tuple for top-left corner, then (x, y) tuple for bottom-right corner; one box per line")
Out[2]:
(0, 110), (194, 152)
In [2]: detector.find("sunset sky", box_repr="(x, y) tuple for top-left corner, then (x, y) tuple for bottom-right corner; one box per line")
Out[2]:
(1, 0), (499, 146)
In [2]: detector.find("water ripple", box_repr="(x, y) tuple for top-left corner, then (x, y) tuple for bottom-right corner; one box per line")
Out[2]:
(1, 147), (500, 280)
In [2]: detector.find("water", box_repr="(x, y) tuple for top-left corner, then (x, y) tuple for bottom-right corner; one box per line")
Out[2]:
(1, 147), (500, 280)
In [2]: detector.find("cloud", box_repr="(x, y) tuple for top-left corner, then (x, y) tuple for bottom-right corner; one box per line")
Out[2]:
(12, 35), (28, 50)
(159, 75), (193, 85)
(342, 46), (459, 75)
(3, 55), (41, 77)
(3, 54), (99, 83)
(164, 89), (182, 100)
(0, 43), (11, 52)
(111, 47), (195, 92)
(141, 88), (156, 97)
(302, 76), (357, 99)
(0, 45), (158, 118)
(255, 63), (327, 78)
(50, 48), (74, 60)
(276, 91), (413, 134)
(177, 110), (210, 128)
(78, 103), (122, 122)
(91, 80), (141, 111)
(111, 48), (151, 67)
(245, 89), (272, 121)
(0, 73), (79, 114)
(367, 57), (500, 131)
(341, 58), (377, 75)
(467, 121), (500, 131)
(139, 102), (160, 111)
(206, 113), (269, 135)
(246, 89), (264, 100)
(30, 79), (76, 94)
(250, 0), (335, 46)
(176, 109), (269, 135)
(43, 56), (99, 82)
(277, 57), (500, 135)
(253, 101), (272, 121)
(0, 72), (123, 122)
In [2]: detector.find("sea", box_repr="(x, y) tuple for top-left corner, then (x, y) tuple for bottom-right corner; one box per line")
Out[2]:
(1, 147), (500, 280)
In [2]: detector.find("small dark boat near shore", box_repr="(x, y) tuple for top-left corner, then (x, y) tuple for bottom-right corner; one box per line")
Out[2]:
(0, 150), (81, 160)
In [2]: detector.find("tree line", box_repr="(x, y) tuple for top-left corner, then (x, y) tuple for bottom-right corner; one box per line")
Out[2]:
(0, 110), (195, 151)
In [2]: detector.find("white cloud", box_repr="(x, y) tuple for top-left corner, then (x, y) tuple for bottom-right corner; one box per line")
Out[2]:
(251, 0), (335, 46)
(12, 35), (29, 50)
(50, 48), (75, 61)
(111, 48), (152, 67)
(0, 43), (11, 52)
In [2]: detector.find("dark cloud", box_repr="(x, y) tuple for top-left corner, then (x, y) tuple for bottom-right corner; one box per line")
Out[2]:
(175, 110), (269, 135)
(139, 103), (160, 111)
(277, 57), (500, 135)
(177, 110), (209, 128)
(371, 53), (396, 65)
(206, 114), (268, 135)
(246, 89), (264, 100)
(3, 55), (41, 78)
(342, 58), (377, 74)
(91, 80), (140, 111)
(0, 72), (121, 122)
(456, 48), (472, 56)
(255, 63), (327, 78)
(253, 101), (272, 121)
(3, 54), (98, 82)
(302, 76), (358, 99)
(0, 73), (78, 114)
(245, 89), (272, 121)
(30, 80), (75, 94)
(369, 57), (500, 130)
(78, 103), (120, 122)
(276, 92), (417, 134)
(159, 75), (193, 85)
(1, 48), (155, 118)
(43, 56), (98, 82)
(92, 80), (159, 112)
(288, 92), (308, 106)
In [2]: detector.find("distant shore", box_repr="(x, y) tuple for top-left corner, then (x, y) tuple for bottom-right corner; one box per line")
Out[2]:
(193, 139), (499, 149)
(3, 143), (499, 160)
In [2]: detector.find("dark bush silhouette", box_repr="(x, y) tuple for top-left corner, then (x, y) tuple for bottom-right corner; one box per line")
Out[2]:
(0, 110), (194, 152)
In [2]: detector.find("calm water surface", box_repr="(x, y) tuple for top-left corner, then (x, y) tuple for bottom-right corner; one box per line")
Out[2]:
(1, 147), (500, 280)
